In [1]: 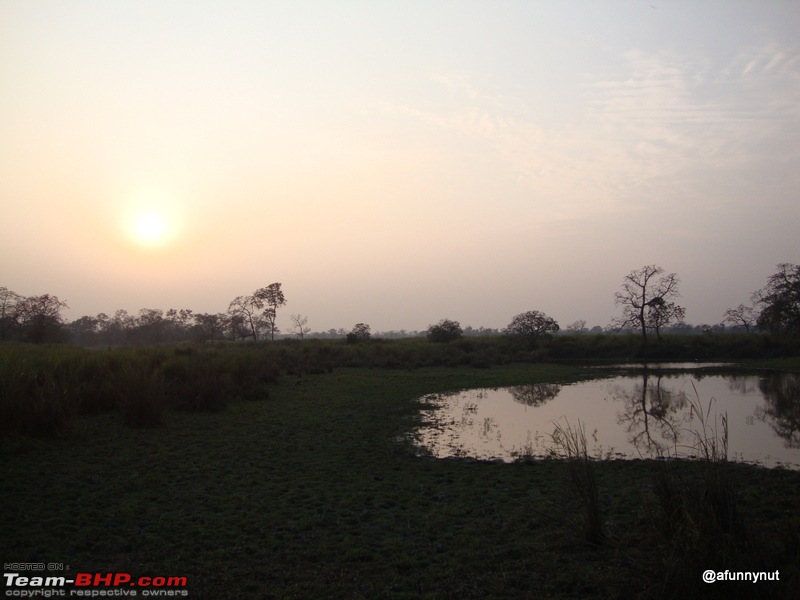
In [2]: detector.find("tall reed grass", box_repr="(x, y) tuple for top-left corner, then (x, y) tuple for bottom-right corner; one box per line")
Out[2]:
(550, 418), (606, 545)
(642, 390), (751, 598)
(0, 343), (282, 437)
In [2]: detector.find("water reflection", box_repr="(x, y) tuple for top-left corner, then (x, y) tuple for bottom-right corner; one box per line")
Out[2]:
(614, 372), (689, 459)
(508, 383), (561, 406)
(757, 373), (800, 448)
(413, 371), (800, 469)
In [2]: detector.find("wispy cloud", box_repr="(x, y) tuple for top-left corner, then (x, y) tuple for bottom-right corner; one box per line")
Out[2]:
(585, 43), (800, 187)
(723, 42), (799, 78)
(376, 40), (800, 228)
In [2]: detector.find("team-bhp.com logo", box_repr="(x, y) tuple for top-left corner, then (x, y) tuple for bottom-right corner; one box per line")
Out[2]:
(4, 571), (189, 597)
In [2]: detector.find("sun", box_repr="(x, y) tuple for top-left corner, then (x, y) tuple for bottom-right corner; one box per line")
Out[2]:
(122, 191), (181, 249)
(133, 211), (169, 246)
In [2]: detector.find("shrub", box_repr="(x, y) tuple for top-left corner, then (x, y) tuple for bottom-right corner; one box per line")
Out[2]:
(426, 319), (463, 343)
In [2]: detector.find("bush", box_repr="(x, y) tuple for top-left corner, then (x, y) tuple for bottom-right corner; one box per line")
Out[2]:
(426, 319), (463, 343)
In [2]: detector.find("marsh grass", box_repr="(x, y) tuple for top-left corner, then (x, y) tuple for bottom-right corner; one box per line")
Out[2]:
(0, 346), (72, 436)
(0, 343), (286, 436)
(116, 363), (166, 427)
(550, 418), (606, 545)
(2, 339), (799, 598)
(2, 362), (799, 599)
(640, 390), (756, 598)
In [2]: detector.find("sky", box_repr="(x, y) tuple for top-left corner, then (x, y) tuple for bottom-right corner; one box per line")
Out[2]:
(2, 1), (798, 332)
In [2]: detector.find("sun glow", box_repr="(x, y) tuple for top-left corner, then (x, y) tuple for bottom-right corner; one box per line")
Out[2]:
(133, 211), (168, 245)
(122, 191), (181, 249)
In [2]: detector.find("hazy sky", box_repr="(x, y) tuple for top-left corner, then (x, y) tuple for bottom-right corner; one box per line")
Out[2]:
(2, 1), (798, 332)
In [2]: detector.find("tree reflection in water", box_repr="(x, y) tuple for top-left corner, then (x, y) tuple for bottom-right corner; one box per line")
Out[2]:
(756, 373), (800, 448)
(613, 371), (690, 459)
(508, 383), (561, 407)
(414, 370), (800, 467)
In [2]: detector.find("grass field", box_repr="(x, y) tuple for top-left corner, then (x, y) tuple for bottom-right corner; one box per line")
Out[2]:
(2, 347), (800, 598)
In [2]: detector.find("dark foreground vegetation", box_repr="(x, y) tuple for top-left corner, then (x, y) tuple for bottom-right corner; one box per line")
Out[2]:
(3, 333), (800, 437)
(2, 337), (799, 599)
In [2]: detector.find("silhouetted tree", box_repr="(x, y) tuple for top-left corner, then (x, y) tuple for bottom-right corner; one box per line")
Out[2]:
(193, 312), (227, 342)
(566, 320), (588, 334)
(102, 309), (134, 345)
(723, 304), (758, 333)
(258, 283), (286, 341)
(426, 318), (463, 343)
(754, 263), (800, 334)
(614, 265), (682, 343)
(290, 314), (311, 339)
(130, 308), (168, 345)
(0, 287), (23, 340)
(165, 308), (193, 341)
(646, 298), (686, 341)
(346, 323), (371, 343)
(16, 293), (69, 343)
(506, 310), (559, 349)
(228, 295), (265, 340)
(69, 315), (101, 346)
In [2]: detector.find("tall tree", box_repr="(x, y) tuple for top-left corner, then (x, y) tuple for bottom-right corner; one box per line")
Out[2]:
(646, 298), (686, 340)
(426, 318), (463, 343)
(614, 265), (682, 343)
(0, 287), (23, 340)
(347, 323), (371, 343)
(256, 282), (287, 341)
(228, 283), (286, 341)
(506, 310), (559, 349)
(16, 293), (69, 343)
(193, 312), (227, 342)
(228, 295), (265, 341)
(723, 304), (758, 333)
(754, 263), (800, 334)
(290, 314), (310, 339)
(69, 315), (101, 346)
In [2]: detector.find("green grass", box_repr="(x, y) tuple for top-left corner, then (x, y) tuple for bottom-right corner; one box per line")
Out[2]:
(2, 362), (799, 599)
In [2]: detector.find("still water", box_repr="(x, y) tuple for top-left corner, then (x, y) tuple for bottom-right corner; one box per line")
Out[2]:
(412, 369), (800, 469)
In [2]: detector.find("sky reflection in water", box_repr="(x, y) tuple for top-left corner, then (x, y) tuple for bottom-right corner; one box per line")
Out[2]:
(413, 371), (800, 469)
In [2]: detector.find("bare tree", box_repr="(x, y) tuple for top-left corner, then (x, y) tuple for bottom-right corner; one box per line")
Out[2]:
(723, 304), (758, 333)
(290, 314), (311, 339)
(228, 283), (287, 341)
(566, 320), (588, 334)
(614, 265), (682, 343)
(228, 295), (265, 340)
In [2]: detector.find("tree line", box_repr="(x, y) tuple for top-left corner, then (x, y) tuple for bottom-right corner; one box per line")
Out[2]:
(1, 263), (798, 346)
(612, 262), (800, 343)
(0, 282), (288, 346)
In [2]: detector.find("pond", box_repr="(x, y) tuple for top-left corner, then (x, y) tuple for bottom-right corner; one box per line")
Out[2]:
(411, 368), (800, 469)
